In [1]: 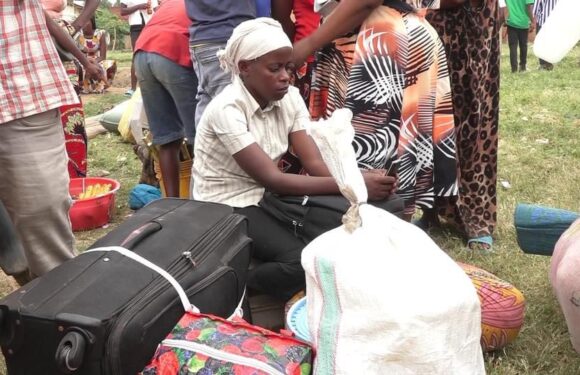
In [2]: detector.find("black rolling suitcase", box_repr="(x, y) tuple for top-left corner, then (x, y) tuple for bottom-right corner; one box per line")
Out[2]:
(0, 198), (251, 375)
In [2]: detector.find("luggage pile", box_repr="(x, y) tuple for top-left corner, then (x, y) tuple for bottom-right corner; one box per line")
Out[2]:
(0, 111), (527, 374)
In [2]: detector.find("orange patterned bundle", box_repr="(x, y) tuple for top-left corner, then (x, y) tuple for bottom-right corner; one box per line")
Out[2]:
(458, 263), (526, 352)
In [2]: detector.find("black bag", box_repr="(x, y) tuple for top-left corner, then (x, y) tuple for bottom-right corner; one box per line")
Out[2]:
(0, 198), (251, 375)
(259, 192), (405, 242)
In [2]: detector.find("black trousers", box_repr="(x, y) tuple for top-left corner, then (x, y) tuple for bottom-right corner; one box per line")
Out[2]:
(236, 194), (404, 301)
(236, 206), (308, 301)
(507, 26), (529, 72)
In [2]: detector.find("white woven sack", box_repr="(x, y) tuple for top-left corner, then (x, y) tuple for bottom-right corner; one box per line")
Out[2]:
(302, 109), (485, 375)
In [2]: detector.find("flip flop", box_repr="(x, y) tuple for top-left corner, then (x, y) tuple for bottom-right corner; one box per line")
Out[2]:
(467, 236), (494, 253)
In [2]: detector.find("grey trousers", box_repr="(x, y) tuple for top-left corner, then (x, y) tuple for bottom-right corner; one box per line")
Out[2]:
(0, 109), (76, 277)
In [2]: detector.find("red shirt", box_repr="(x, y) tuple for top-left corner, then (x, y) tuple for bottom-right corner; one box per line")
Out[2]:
(135, 0), (192, 68)
(293, 0), (321, 43)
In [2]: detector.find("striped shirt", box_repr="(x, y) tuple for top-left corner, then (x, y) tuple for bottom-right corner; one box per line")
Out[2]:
(0, 0), (78, 124)
(533, 0), (558, 27)
(192, 80), (308, 208)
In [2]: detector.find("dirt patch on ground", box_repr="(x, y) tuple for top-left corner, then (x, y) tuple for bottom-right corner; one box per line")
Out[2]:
(111, 67), (131, 90)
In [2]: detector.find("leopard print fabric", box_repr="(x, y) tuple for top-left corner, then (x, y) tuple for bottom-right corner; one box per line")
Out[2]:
(426, 1), (500, 238)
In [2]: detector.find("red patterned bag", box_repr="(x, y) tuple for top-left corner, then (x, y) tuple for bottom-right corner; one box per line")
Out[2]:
(141, 312), (313, 375)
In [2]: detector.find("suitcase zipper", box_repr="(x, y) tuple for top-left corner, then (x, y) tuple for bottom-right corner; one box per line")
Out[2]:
(161, 339), (285, 375)
(184, 215), (245, 267)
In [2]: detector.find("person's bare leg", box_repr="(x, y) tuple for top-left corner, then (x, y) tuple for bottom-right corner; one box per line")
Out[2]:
(130, 56), (138, 92)
(159, 139), (182, 197)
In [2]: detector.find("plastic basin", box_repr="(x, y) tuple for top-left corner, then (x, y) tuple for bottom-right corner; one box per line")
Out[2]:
(69, 177), (121, 231)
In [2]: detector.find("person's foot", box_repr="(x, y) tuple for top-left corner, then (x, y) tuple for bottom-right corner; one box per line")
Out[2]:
(519, 65), (528, 72)
(511, 67), (518, 73)
(467, 235), (493, 253)
(124, 89), (135, 97)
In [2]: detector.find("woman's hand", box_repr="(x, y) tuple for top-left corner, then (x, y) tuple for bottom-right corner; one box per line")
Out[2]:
(84, 60), (105, 82)
(362, 170), (397, 201)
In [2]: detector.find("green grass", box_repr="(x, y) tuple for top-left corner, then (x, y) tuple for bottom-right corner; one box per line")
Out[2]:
(0, 47), (579, 374)
(83, 93), (127, 117)
(107, 49), (134, 66)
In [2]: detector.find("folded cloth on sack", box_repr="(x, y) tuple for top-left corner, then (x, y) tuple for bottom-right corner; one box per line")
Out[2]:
(515, 203), (579, 256)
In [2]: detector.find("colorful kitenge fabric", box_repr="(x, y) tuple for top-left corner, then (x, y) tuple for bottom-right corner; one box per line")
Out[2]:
(309, 3), (458, 216)
(79, 30), (117, 94)
(142, 313), (313, 375)
(426, 0), (500, 238)
(459, 263), (526, 352)
(46, 19), (88, 178)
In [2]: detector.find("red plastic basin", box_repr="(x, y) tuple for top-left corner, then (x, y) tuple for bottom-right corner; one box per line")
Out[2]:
(69, 177), (121, 231)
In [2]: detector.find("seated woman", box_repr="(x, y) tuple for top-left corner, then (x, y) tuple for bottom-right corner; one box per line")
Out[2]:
(192, 18), (396, 301)
(78, 17), (117, 94)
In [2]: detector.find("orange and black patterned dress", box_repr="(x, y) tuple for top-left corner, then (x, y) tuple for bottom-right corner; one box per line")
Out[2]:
(310, 1), (457, 216)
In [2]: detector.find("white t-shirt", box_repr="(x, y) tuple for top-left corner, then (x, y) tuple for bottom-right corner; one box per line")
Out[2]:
(121, 0), (158, 26)
(192, 79), (309, 208)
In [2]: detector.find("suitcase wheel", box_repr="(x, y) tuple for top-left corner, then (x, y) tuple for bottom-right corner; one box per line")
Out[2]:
(55, 331), (86, 374)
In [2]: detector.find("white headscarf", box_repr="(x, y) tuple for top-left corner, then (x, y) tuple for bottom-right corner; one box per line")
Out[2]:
(217, 18), (293, 79)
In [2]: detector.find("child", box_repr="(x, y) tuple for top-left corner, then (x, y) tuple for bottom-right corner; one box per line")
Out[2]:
(192, 18), (396, 300)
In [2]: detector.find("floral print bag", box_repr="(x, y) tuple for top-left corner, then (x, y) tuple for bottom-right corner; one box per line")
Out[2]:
(141, 312), (313, 375)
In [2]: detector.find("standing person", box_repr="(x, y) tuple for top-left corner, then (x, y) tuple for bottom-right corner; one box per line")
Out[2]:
(1, 0), (102, 284)
(121, 0), (159, 97)
(534, 0), (558, 70)
(134, 0), (198, 197)
(79, 17), (117, 94)
(293, 0), (459, 222)
(42, 0), (101, 178)
(426, 0), (501, 250)
(504, 0), (535, 72)
(193, 19), (396, 300)
(185, 0), (256, 126)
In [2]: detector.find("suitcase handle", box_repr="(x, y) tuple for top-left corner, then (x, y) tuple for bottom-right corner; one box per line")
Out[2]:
(119, 222), (162, 249)
(85, 246), (200, 313)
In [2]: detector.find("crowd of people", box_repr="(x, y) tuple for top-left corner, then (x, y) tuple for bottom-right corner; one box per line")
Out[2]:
(0, 0), (560, 331)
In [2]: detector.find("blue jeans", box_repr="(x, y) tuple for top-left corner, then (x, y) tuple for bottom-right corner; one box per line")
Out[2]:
(135, 51), (198, 145)
(190, 43), (231, 126)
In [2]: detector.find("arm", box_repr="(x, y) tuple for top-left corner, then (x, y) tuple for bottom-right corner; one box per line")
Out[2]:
(526, 4), (535, 31)
(233, 144), (341, 196)
(121, 2), (148, 16)
(293, 0), (382, 66)
(70, 0), (100, 34)
(271, 0), (296, 41)
(289, 130), (331, 176)
(234, 143), (395, 199)
(45, 12), (104, 81)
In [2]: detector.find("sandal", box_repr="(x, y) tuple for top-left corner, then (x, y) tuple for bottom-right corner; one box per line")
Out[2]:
(467, 236), (493, 252)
